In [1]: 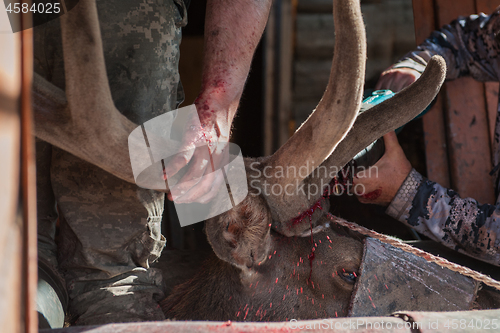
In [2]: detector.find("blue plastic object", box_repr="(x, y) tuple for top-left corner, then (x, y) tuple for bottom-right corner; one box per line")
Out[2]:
(352, 89), (434, 167)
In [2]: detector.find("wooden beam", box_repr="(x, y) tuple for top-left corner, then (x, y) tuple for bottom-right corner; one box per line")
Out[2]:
(475, 1), (500, 151)
(297, 0), (332, 13)
(263, 0), (295, 154)
(422, 94), (451, 187)
(263, 4), (276, 156)
(0, 19), (23, 333)
(412, 0), (436, 44)
(278, 0), (294, 146)
(484, 82), (499, 148)
(412, 0), (451, 187)
(445, 77), (495, 203)
(475, 0), (500, 13)
(435, 0), (495, 204)
(295, 14), (334, 59)
(20, 7), (38, 332)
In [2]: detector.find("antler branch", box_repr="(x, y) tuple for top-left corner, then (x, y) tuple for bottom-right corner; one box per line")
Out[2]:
(308, 55), (447, 193)
(32, 0), (136, 183)
(265, 0), (366, 189)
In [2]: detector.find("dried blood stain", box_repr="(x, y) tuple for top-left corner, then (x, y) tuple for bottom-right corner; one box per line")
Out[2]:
(361, 188), (382, 200)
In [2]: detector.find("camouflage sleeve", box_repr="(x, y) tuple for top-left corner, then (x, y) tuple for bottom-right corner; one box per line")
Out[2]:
(386, 169), (500, 266)
(392, 7), (500, 82)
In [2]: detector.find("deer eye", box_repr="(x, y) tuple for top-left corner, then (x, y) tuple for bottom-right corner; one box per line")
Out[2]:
(340, 271), (357, 284)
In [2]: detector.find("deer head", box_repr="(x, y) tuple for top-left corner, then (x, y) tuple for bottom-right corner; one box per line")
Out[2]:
(203, 0), (445, 270)
(164, 0), (445, 321)
(31, 0), (446, 321)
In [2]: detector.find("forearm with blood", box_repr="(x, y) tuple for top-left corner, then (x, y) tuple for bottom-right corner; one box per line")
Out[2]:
(195, 0), (272, 144)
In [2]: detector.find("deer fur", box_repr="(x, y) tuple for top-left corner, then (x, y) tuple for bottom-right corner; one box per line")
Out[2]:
(32, 0), (447, 321)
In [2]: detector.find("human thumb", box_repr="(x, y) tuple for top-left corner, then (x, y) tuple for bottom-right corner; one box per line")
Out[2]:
(382, 131), (402, 155)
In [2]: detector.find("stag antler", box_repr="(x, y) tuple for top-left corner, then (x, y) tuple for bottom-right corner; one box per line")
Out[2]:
(33, 0), (136, 184)
(266, 0), (366, 188)
(255, 0), (446, 236)
(316, 55), (446, 182)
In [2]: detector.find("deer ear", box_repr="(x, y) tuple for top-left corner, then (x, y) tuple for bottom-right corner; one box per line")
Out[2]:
(205, 195), (272, 270)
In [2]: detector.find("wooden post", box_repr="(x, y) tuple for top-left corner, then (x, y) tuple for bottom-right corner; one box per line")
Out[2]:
(412, 0), (451, 188)
(475, 0), (500, 155)
(0, 6), (37, 332)
(263, 0), (295, 155)
(20, 9), (38, 332)
(436, 0), (495, 204)
(413, 0), (497, 204)
(0, 17), (23, 333)
(264, 3), (276, 156)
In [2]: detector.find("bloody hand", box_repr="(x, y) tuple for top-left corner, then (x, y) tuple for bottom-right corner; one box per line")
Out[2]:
(353, 132), (412, 206)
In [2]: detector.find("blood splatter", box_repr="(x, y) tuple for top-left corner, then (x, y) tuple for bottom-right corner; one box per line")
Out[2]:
(307, 225), (316, 282)
(361, 188), (382, 201)
(289, 200), (323, 227)
(243, 308), (249, 320)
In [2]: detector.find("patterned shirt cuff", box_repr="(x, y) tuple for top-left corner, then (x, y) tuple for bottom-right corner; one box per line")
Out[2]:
(392, 54), (428, 74)
(385, 169), (424, 222)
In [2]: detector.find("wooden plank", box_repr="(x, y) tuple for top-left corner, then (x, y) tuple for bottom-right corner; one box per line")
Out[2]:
(297, 0), (392, 13)
(292, 99), (317, 127)
(445, 78), (495, 203)
(293, 60), (331, 99)
(263, 4), (276, 156)
(20, 19), (38, 332)
(435, 0), (475, 22)
(263, 0), (294, 153)
(349, 238), (478, 317)
(422, 95), (451, 187)
(435, 0), (495, 203)
(297, 0), (332, 13)
(0, 18), (22, 333)
(278, 0), (295, 146)
(485, 82), (499, 148)
(364, 1), (416, 81)
(295, 14), (334, 59)
(475, 0), (500, 13)
(412, 0), (451, 186)
(477, 0), (500, 151)
(412, 0), (436, 45)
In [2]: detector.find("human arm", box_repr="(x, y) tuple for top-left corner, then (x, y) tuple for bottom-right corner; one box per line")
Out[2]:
(377, 7), (500, 92)
(354, 133), (500, 266)
(164, 0), (273, 203)
(387, 168), (500, 267)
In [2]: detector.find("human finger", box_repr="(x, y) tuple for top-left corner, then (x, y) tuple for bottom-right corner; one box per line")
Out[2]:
(168, 145), (211, 201)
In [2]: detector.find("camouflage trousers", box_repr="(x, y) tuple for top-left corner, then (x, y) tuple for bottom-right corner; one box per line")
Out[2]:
(35, 0), (187, 325)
